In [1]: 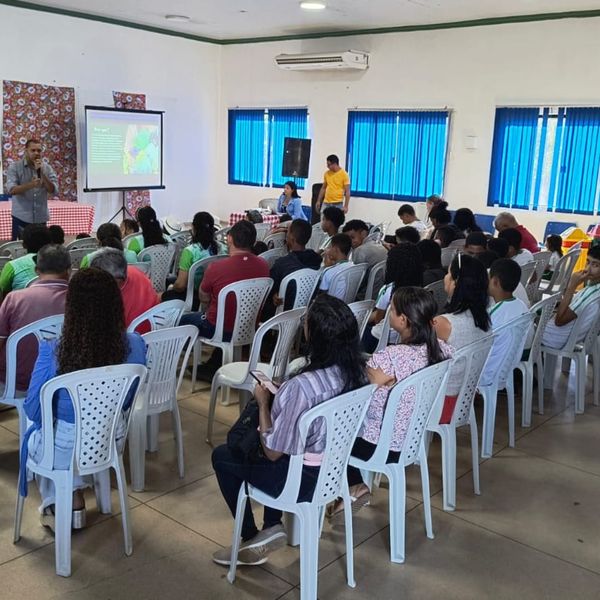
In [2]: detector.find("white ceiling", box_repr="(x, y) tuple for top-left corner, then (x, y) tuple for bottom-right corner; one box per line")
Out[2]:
(15, 0), (600, 41)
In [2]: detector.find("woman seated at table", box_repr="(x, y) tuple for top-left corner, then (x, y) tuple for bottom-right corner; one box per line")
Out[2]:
(127, 206), (170, 256)
(20, 268), (147, 531)
(277, 181), (307, 221)
(211, 294), (367, 566)
(162, 212), (227, 309)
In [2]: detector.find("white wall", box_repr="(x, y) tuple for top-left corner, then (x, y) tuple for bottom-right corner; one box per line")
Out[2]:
(217, 18), (600, 239)
(0, 5), (221, 228)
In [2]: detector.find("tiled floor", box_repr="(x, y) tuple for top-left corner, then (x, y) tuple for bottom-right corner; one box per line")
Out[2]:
(1, 366), (600, 599)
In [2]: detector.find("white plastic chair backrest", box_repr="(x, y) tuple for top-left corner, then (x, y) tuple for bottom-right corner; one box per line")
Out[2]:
(183, 255), (228, 312)
(25, 276), (39, 288)
(129, 262), (151, 275)
(36, 364), (147, 475)
(545, 249), (580, 295)
(527, 251), (552, 301)
(215, 227), (231, 243)
(127, 300), (185, 333)
(170, 230), (192, 247)
(441, 246), (457, 268)
(277, 268), (321, 314)
(364, 260), (386, 302)
(429, 336), (494, 428)
(244, 308), (305, 383)
(254, 223), (272, 242)
(364, 231), (383, 244)
(527, 294), (561, 362)
(264, 232), (287, 250)
(4, 314), (64, 399)
(374, 305), (393, 353)
(486, 312), (535, 388)
(368, 360), (451, 468)
(0, 240), (26, 258)
(259, 247), (287, 268)
(65, 238), (98, 251)
(519, 261), (536, 287)
(348, 300), (375, 339)
(327, 263), (368, 303)
(138, 244), (176, 292)
(69, 247), (91, 269)
(258, 198), (278, 211)
(306, 230), (327, 252)
(577, 301), (600, 354)
(141, 325), (198, 414)
(424, 279), (448, 314)
(274, 384), (375, 507)
(209, 277), (273, 345)
(448, 239), (466, 249)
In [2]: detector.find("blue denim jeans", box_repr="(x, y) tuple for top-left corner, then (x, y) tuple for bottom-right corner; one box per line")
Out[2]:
(179, 312), (232, 341)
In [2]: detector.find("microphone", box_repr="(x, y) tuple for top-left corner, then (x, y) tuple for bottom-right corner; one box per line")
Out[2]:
(37, 168), (41, 179)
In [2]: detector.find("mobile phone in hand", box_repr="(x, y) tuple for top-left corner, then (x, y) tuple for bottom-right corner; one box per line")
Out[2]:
(250, 370), (279, 395)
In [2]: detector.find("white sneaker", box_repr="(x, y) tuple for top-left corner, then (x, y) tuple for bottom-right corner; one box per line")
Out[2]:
(212, 524), (288, 566)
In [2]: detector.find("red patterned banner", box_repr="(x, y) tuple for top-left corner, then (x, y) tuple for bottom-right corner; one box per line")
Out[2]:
(2, 80), (77, 201)
(113, 91), (151, 216)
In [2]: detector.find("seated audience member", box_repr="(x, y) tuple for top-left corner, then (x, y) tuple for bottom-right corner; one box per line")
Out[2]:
(480, 241), (530, 307)
(463, 231), (488, 256)
(428, 202), (464, 248)
(499, 228), (534, 267)
(319, 233), (354, 300)
(329, 287), (452, 516)
(541, 246), (600, 350)
(494, 212), (539, 254)
(180, 220), (269, 381)
(266, 219), (321, 316)
(90, 248), (159, 331)
(544, 234), (563, 278)
(47, 225), (65, 245)
(424, 194), (445, 231)
(0, 244), (70, 391)
(319, 205), (345, 252)
(120, 218), (139, 238)
(343, 219), (387, 268)
(0, 224), (51, 295)
(434, 225), (465, 248)
(252, 241), (269, 255)
(80, 223), (138, 268)
(365, 243), (423, 352)
(277, 181), (307, 221)
(397, 203), (427, 237)
(395, 226), (421, 245)
(479, 258), (529, 387)
(453, 208), (482, 235)
(75, 233), (91, 240)
(162, 212), (227, 309)
(21, 268), (146, 530)
(127, 206), (169, 255)
(212, 295), (367, 566)
(417, 239), (446, 285)
(434, 254), (491, 422)
(487, 237), (509, 258)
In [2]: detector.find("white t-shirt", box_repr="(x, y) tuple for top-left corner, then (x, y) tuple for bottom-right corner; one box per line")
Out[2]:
(319, 261), (353, 300)
(513, 249), (534, 267)
(547, 251), (561, 271)
(408, 220), (428, 239)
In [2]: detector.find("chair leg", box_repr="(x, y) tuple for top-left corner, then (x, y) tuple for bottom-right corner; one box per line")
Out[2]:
(387, 466), (407, 563)
(594, 346), (600, 407)
(220, 347), (234, 407)
(115, 457), (133, 556)
(13, 482), (25, 544)
(543, 353), (558, 390)
(227, 487), (248, 584)
(146, 415), (159, 453)
(575, 354), (587, 414)
(341, 495), (356, 588)
(537, 359), (545, 415)
(54, 474), (74, 577)
(298, 508), (320, 600)
(469, 411), (481, 496)
(520, 364), (533, 428)
(93, 469), (112, 514)
(506, 380), (516, 448)
(172, 404), (185, 478)
(191, 340), (201, 393)
(128, 415), (147, 493)
(206, 377), (221, 445)
(439, 428), (456, 512)
(480, 387), (497, 458)
(419, 444), (434, 535)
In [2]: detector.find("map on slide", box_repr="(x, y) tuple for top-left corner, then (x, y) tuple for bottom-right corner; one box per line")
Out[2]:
(123, 125), (160, 175)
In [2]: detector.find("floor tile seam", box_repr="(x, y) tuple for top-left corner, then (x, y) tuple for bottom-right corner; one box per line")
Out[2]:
(178, 402), (233, 428)
(137, 471), (215, 505)
(0, 423), (18, 437)
(0, 539), (56, 568)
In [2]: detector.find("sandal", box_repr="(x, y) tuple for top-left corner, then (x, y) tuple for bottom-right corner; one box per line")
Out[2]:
(326, 489), (371, 521)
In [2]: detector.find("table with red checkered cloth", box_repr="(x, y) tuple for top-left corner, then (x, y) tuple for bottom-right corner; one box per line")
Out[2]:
(228, 212), (280, 227)
(0, 201), (95, 239)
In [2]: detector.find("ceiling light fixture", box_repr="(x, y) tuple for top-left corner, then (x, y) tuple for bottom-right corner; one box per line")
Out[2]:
(300, 2), (326, 10)
(165, 14), (191, 23)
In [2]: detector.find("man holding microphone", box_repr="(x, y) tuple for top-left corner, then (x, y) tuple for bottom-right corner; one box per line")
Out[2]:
(6, 139), (58, 239)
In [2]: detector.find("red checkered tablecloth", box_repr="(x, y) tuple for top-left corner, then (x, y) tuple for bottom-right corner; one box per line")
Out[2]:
(0, 201), (95, 240)
(228, 212), (280, 227)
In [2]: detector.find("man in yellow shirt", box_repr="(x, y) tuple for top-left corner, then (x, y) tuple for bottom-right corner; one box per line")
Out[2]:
(315, 154), (350, 214)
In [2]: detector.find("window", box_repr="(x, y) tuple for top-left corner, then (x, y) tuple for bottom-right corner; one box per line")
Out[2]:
(488, 106), (600, 215)
(228, 108), (308, 188)
(346, 110), (449, 201)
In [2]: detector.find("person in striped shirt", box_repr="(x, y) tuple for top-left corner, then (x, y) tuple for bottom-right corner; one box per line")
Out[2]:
(542, 246), (600, 349)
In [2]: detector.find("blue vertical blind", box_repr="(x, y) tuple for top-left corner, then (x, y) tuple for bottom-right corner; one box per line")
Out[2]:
(346, 110), (449, 201)
(228, 108), (308, 188)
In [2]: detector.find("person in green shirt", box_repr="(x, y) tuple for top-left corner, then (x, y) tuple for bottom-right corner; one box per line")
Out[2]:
(79, 223), (138, 269)
(161, 212), (227, 310)
(127, 206), (170, 255)
(0, 224), (51, 295)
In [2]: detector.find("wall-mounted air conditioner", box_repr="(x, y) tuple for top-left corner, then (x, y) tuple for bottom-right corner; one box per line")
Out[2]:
(274, 50), (369, 71)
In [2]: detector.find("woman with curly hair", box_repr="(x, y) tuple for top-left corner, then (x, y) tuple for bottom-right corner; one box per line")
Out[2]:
(21, 268), (146, 531)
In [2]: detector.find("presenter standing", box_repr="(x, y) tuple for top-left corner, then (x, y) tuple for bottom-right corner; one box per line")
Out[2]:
(6, 139), (58, 239)
(315, 154), (350, 214)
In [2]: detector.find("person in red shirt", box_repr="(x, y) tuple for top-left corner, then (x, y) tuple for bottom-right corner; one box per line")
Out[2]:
(180, 220), (269, 380)
(494, 212), (539, 254)
(90, 248), (159, 332)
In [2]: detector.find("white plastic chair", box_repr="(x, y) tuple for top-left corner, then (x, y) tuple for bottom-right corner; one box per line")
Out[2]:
(227, 384), (375, 600)
(0, 240), (26, 258)
(264, 231), (287, 249)
(306, 230), (327, 252)
(14, 364), (147, 577)
(190, 277), (273, 395)
(68, 247), (91, 270)
(526, 251), (552, 303)
(424, 279), (448, 315)
(479, 312), (535, 458)
(426, 336), (494, 511)
(326, 263), (368, 303)
(276, 268), (320, 314)
(349, 300), (375, 339)
(254, 222), (272, 242)
(65, 238), (98, 251)
(1, 315), (64, 452)
(183, 255), (228, 312)
(374, 306), (395, 353)
(258, 198), (278, 212)
(138, 244), (176, 293)
(127, 300), (185, 333)
(542, 300), (600, 414)
(128, 325), (197, 491)
(363, 260), (386, 302)
(536, 249), (580, 301)
(25, 276), (39, 288)
(515, 294), (560, 426)
(206, 308), (305, 444)
(348, 360), (451, 564)
(519, 261), (536, 287)
(259, 247), (287, 268)
(215, 227), (231, 244)
(441, 247), (457, 268)
(447, 239), (466, 249)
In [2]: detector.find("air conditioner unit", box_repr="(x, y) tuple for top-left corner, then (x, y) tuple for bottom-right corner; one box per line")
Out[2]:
(274, 50), (369, 71)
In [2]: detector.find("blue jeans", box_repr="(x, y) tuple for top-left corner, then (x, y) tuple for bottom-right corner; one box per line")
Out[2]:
(179, 312), (231, 341)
